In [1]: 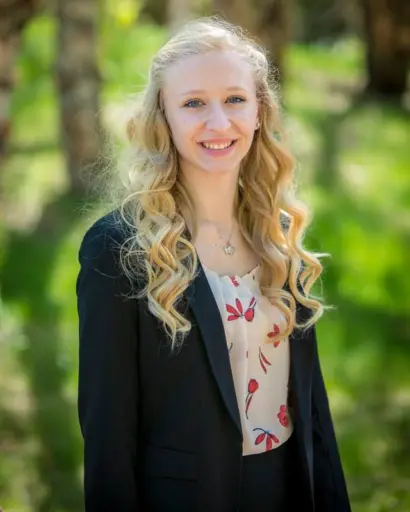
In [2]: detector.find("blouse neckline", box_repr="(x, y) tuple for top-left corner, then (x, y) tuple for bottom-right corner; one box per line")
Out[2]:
(201, 262), (260, 280)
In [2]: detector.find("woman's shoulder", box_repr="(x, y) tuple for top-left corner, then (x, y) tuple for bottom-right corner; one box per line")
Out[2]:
(78, 209), (134, 272)
(78, 208), (131, 260)
(76, 208), (140, 293)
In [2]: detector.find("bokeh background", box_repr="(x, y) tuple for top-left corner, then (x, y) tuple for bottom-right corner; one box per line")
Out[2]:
(0, 0), (409, 510)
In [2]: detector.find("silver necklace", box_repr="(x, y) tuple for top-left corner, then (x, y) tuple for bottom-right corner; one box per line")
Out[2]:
(213, 222), (236, 256)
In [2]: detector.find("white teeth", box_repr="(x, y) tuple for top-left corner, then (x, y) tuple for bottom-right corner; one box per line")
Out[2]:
(201, 141), (233, 150)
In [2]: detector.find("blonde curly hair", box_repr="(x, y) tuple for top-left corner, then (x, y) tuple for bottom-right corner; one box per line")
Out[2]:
(105, 16), (327, 351)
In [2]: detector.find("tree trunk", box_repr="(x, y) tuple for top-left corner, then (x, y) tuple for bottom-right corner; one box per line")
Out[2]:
(293, 0), (358, 43)
(0, 0), (42, 162)
(55, 0), (104, 199)
(211, 0), (291, 81)
(0, 2), (101, 509)
(0, 33), (17, 162)
(361, 0), (410, 99)
(168, 0), (192, 33)
(139, 0), (168, 25)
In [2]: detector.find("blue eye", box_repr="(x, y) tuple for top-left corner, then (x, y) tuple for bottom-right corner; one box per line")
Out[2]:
(228, 96), (245, 104)
(184, 99), (203, 108)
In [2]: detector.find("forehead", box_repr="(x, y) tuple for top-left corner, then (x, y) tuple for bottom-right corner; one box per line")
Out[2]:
(163, 50), (256, 96)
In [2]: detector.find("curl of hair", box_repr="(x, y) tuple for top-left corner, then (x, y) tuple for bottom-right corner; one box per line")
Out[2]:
(102, 16), (330, 353)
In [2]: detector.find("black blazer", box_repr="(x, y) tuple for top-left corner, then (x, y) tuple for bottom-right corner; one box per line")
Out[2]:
(76, 210), (351, 512)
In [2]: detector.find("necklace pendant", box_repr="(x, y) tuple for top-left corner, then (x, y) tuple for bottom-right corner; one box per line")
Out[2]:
(224, 243), (235, 256)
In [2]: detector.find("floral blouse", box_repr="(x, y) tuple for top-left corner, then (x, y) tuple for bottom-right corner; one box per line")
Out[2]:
(203, 263), (294, 456)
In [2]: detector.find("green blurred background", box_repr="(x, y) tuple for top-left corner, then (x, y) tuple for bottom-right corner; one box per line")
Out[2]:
(0, 0), (409, 510)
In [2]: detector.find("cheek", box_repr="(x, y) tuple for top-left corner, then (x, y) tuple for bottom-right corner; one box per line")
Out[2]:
(233, 110), (258, 133)
(168, 112), (198, 144)
(167, 121), (199, 161)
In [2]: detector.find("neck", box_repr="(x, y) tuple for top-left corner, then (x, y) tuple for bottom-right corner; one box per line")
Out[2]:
(179, 168), (239, 233)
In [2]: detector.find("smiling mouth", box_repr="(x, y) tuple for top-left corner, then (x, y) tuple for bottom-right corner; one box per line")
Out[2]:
(199, 140), (236, 150)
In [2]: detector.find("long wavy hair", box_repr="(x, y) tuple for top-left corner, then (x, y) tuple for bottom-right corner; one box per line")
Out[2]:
(104, 16), (328, 351)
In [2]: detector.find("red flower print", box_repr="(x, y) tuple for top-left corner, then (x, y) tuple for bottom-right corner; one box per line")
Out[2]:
(258, 346), (272, 374)
(267, 323), (281, 347)
(226, 296), (256, 322)
(253, 428), (280, 451)
(266, 433), (279, 450)
(277, 405), (290, 427)
(244, 296), (256, 322)
(248, 379), (259, 394)
(235, 298), (243, 315)
(245, 394), (254, 418)
(226, 299), (243, 321)
(229, 276), (240, 287)
(245, 378), (259, 418)
(255, 432), (266, 445)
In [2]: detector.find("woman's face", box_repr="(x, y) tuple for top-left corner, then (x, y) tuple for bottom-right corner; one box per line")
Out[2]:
(161, 50), (259, 177)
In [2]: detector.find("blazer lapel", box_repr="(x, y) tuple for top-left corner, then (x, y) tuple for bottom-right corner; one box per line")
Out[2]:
(185, 260), (243, 439)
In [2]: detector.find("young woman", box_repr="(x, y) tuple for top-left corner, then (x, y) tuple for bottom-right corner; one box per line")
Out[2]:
(76, 17), (351, 512)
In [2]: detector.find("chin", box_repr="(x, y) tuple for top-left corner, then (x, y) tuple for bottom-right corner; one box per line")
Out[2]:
(199, 156), (244, 174)
(201, 164), (238, 175)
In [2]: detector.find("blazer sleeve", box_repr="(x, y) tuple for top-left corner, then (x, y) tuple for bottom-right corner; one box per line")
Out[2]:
(76, 220), (140, 511)
(311, 325), (351, 512)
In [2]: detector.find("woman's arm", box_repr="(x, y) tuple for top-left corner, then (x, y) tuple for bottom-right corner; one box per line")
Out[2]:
(77, 218), (140, 511)
(311, 325), (351, 512)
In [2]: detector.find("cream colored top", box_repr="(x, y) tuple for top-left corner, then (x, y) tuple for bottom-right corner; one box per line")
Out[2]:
(203, 263), (294, 456)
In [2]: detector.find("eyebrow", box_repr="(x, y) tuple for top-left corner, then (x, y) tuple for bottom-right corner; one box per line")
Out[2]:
(179, 86), (248, 96)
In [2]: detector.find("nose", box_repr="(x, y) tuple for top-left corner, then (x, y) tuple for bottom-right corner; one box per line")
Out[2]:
(205, 103), (231, 131)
